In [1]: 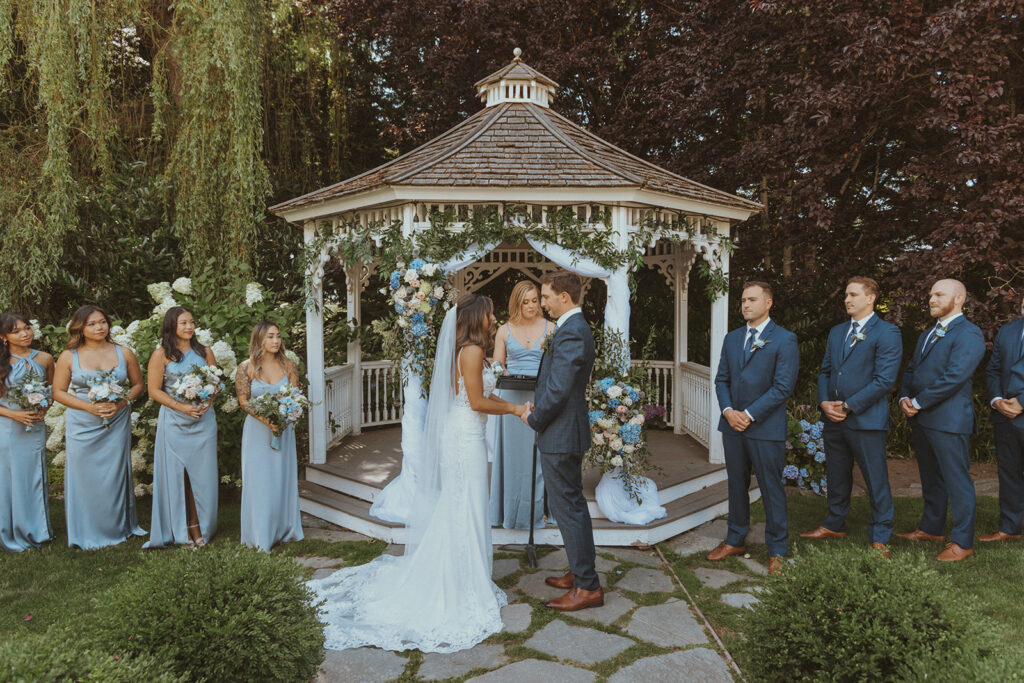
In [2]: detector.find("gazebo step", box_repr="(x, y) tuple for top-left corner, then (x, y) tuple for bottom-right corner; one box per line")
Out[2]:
(298, 479), (761, 547)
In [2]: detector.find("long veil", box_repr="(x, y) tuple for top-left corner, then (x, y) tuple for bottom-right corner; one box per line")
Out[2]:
(402, 304), (457, 558)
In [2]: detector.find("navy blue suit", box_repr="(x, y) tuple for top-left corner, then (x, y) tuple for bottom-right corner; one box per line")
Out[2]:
(816, 314), (902, 543)
(900, 315), (986, 548)
(714, 320), (799, 556)
(985, 317), (1024, 534)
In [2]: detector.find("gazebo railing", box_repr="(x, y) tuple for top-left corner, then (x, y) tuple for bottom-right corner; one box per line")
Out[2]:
(324, 364), (355, 446)
(678, 362), (712, 447)
(361, 360), (404, 427)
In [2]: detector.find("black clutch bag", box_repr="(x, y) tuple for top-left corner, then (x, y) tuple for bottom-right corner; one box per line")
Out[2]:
(496, 374), (538, 391)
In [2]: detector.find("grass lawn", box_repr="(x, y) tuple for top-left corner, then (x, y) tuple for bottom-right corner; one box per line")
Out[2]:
(0, 491), (386, 640)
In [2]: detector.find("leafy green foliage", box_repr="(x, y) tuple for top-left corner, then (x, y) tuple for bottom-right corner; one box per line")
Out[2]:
(0, 630), (182, 683)
(94, 545), (325, 683)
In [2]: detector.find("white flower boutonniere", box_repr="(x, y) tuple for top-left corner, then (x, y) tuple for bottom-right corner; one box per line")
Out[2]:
(751, 338), (770, 353)
(931, 325), (948, 343)
(540, 329), (556, 353)
(849, 331), (867, 348)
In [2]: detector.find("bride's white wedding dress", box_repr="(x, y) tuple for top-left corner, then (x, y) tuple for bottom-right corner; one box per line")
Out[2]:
(308, 313), (507, 653)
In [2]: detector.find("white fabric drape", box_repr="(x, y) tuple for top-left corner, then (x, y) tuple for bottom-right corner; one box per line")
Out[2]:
(595, 468), (667, 526)
(370, 243), (499, 523)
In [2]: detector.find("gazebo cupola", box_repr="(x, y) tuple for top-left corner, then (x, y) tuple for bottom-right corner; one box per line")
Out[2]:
(475, 47), (558, 107)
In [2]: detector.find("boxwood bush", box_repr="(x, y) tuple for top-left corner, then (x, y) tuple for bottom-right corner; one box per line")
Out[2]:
(738, 545), (1017, 682)
(94, 546), (325, 683)
(0, 631), (181, 682)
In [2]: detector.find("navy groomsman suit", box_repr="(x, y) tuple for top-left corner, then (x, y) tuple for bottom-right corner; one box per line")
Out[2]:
(714, 319), (799, 557)
(985, 317), (1024, 536)
(900, 314), (986, 549)
(816, 313), (903, 543)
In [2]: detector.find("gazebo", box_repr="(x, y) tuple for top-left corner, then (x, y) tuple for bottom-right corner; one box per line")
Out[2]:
(270, 50), (762, 545)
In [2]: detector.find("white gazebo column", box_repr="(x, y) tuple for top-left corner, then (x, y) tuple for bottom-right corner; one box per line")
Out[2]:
(673, 245), (690, 435)
(707, 226), (731, 465)
(606, 206), (632, 370)
(346, 261), (364, 435)
(304, 220), (328, 465)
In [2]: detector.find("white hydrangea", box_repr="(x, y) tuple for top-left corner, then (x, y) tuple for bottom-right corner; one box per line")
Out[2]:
(195, 328), (214, 346)
(211, 340), (237, 377)
(220, 396), (239, 413)
(130, 448), (147, 473)
(610, 455), (624, 467)
(245, 282), (263, 307)
(51, 450), (66, 467)
(110, 325), (126, 337)
(171, 277), (193, 295)
(597, 418), (615, 431)
(153, 296), (177, 318)
(147, 282), (173, 303)
(134, 484), (146, 498)
(593, 433), (605, 446)
(44, 402), (66, 425)
(606, 385), (623, 399)
(629, 415), (645, 426)
(220, 474), (232, 484)
(421, 263), (439, 277)
(623, 445), (635, 454)
(46, 420), (65, 451)
(284, 349), (300, 366)
(30, 319), (42, 338)
(126, 319), (141, 336)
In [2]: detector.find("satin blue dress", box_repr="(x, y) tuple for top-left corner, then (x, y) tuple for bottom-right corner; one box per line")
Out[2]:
(0, 351), (53, 552)
(490, 324), (548, 529)
(240, 374), (303, 551)
(64, 346), (145, 549)
(144, 349), (219, 548)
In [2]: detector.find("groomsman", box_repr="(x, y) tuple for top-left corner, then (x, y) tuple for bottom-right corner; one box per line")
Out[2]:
(980, 293), (1024, 542)
(801, 277), (902, 556)
(896, 279), (986, 561)
(708, 281), (799, 573)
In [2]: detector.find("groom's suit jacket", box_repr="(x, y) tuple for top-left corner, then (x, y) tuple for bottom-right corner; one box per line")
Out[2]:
(987, 317), (1024, 429)
(527, 312), (596, 454)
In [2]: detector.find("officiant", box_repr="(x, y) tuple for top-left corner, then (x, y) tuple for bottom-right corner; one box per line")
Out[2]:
(490, 281), (551, 529)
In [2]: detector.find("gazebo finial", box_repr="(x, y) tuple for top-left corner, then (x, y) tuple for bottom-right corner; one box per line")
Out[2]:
(474, 49), (559, 108)
(512, 47), (522, 61)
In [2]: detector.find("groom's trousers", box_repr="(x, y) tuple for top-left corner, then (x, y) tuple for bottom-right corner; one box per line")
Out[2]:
(539, 449), (600, 590)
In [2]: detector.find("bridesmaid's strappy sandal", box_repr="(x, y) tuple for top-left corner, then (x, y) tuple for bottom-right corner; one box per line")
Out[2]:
(187, 524), (206, 549)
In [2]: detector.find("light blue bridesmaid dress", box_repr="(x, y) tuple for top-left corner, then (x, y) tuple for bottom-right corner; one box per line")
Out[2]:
(240, 375), (303, 551)
(0, 350), (53, 552)
(490, 323), (548, 529)
(144, 348), (218, 548)
(64, 346), (145, 549)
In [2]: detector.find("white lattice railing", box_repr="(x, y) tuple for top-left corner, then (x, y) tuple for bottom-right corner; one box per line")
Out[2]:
(360, 360), (403, 427)
(631, 360), (675, 429)
(678, 361), (712, 448)
(324, 365), (354, 446)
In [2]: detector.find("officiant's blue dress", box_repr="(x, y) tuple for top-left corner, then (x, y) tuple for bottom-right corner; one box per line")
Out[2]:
(65, 346), (145, 549)
(240, 375), (303, 551)
(144, 348), (219, 549)
(490, 324), (547, 529)
(0, 351), (53, 552)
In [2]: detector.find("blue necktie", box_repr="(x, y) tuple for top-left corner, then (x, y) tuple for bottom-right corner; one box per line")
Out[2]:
(844, 321), (859, 359)
(743, 328), (756, 364)
(1018, 329), (1024, 360)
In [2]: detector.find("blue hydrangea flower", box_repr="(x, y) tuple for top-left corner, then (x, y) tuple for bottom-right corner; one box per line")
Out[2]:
(411, 321), (428, 337)
(430, 297), (438, 305)
(783, 465), (799, 479)
(810, 422), (824, 439)
(411, 312), (425, 324)
(597, 377), (616, 391)
(798, 433), (810, 443)
(608, 398), (621, 409)
(618, 423), (641, 444)
(409, 258), (426, 270)
(626, 387), (640, 402)
(814, 451), (826, 463)
(807, 442), (817, 455)
(588, 410), (604, 425)
(394, 303), (404, 313)
(800, 468), (809, 478)
(810, 481), (821, 494)
(799, 419), (812, 431)
(389, 271), (401, 289)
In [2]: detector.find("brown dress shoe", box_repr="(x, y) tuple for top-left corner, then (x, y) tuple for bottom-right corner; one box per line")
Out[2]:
(799, 526), (848, 539)
(894, 529), (945, 542)
(545, 572), (575, 589)
(768, 556), (784, 574)
(871, 542), (890, 559)
(978, 530), (1023, 542)
(546, 586), (604, 612)
(706, 543), (746, 561)
(936, 542), (973, 562)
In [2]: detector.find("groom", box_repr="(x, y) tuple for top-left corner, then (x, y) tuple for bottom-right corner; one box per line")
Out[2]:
(521, 270), (603, 611)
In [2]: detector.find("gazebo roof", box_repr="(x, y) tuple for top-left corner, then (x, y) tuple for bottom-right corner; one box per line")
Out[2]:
(270, 51), (761, 220)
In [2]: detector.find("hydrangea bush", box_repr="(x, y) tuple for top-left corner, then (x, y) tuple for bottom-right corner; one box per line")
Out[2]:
(43, 271), (303, 495)
(784, 405), (828, 496)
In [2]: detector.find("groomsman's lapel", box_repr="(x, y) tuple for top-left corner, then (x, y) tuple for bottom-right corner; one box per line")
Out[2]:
(741, 320), (776, 372)
(920, 315), (964, 361)
(840, 314), (880, 367)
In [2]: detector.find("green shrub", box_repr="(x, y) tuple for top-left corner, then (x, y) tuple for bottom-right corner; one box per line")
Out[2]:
(94, 546), (325, 683)
(0, 630), (181, 682)
(738, 545), (1012, 682)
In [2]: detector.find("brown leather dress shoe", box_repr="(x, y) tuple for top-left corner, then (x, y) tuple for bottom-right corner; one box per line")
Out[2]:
(936, 542), (973, 562)
(768, 556), (784, 574)
(706, 543), (746, 561)
(978, 530), (1023, 542)
(871, 542), (890, 559)
(799, 526), (848, 539)
(546, 586), (604, 612)
(894, 529), (945, 542)
(545, 572), (575, 589)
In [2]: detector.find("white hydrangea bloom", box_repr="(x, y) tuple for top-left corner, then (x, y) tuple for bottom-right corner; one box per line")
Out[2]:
(245, 282), (263, 307)
(46, 420), (65, 451)
(221, 474), (232, 484)
(153, 296), (177, 318)
(126, 319), (141, 336)
(110, 325), (126, 337)
(195, 328), (214, 346)
(130, 448), (147, 473)
(44, 402), (66, 426)
(171, 277), (193, 295)
(220, 396), (239, 413)
(623, 445), (635, 454)
(51, 450), (66, 467)
(610, 455), (624, 467)
(134, 484), (146, 498)
(211, 340), (237, 378)
(628, 415), (645, 426)
(285, 349), (300, 366)
(606, 385), (623, 399)
(147, 282), (173, 303)
(30, 319), (42, 338)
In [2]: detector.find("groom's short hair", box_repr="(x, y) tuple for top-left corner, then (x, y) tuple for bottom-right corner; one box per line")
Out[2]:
(541, 271), (583, 304)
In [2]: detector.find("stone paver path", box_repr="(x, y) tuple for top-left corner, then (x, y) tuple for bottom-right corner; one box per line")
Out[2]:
(598, 546), (664, 567)
(492, 558), (521, 580)
(515, 571), (567, 600)
(317, 647), (406, 683)
(499, 603), (532, 633)
(418, 644), (507, 681)
(468, 659), (595, 682)
(574, 590), (636, 626)
(615, 567), (676, 593)
(524, 621), (632, 665)
(694, 567), (746, 589)
(721, 592), (760, 610)
(608, 648), (733, 683)
(625, 598), (708, 647)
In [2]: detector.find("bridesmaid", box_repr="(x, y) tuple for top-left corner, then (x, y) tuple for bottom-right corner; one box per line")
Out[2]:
(53, 305), (146, 549)
(490, 281), (551, 529)
(0, 312), (55, 551)
(236, 321), (303, 551)
(144, 306), (219, 549)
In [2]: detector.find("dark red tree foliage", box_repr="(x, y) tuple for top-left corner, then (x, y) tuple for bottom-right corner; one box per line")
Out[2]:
(307, 0), (1023, 338)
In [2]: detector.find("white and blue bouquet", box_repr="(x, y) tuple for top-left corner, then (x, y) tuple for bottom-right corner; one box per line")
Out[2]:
(169, 364), (223, 406)
(85, 369), (130, 428)
(586, 376), (651, 500)
(7, 368), (52, 432)
(248, 384), (310, 450)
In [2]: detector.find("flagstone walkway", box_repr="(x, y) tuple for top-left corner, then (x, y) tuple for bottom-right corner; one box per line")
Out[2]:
(297, 516), (771, 682)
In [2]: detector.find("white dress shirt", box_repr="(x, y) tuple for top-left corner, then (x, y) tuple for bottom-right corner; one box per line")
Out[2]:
(556, 307), (582, 328)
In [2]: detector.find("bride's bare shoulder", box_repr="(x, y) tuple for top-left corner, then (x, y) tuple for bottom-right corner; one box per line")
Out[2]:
(458, 344), (485, 364)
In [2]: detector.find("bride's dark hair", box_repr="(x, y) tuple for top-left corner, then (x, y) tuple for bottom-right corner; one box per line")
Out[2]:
(455, 293), (494, 356)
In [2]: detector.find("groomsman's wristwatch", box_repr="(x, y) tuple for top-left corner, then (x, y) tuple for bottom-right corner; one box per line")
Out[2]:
(841, 402), (851, 413)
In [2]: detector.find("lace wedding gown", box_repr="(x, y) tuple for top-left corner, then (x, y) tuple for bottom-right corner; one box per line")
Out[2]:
(308, 366), (507, 653)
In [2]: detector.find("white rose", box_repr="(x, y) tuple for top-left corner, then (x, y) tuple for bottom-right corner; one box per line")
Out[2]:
(606, 385), (623, 399)
(51, 450), (66, 467)
(220, 396), (239, 413)
(397, 317), (409, 328)
(245, 282), (263, 307)
(403, 269), (418, 284)
(597, 418), (615, 430)
(195, 328), (214, 346)
(610, 438), (624, 451)
(172, 277), (193, 295)
(593, 433), (605, 445)
(629, 415), (644, 426)
(422, 263), (438, 276)
(610, 455), (623, 467)
(623, 445), (635, 454)
(433, 287), (444, 299)
(622, 397), (633, 406)
(396, 286), (407, 299)
(146, 282), (172, 303)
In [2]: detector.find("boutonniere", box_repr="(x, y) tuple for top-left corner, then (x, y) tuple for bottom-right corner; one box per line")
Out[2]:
(490, 361), (505, 377)
(849, 331), (867, 348)
(751, 338), (770, 353)
(931, 325), (948, 343)
(540, 329), (556, 353)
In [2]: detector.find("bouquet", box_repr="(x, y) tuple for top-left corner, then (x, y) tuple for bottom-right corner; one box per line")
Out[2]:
(7, 368), (52, 432)
(248, 384), (310, 450)
(585, 376), (652, 501)
(169, 364), (223, 406)
(85, 369), (130, 428)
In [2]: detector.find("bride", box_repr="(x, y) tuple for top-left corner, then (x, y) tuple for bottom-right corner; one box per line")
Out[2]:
(308, 293), (530, 653)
